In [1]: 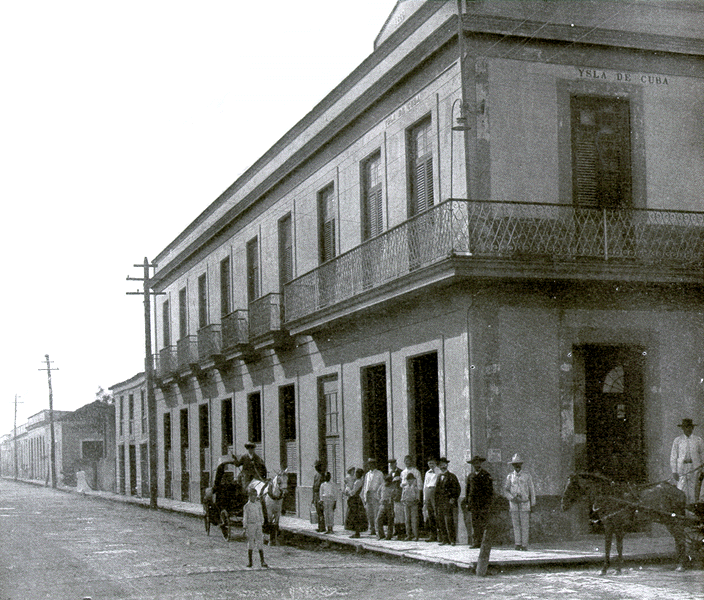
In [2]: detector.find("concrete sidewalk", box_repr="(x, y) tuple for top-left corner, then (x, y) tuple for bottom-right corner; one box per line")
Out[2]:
(8, 477), (679, 572)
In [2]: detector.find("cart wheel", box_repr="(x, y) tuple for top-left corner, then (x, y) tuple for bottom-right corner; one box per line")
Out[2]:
(220, 510), (230, 540)
(204, 512), (211, 535)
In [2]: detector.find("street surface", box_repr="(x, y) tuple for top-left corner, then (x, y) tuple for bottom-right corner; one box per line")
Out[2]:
(1, 479), (703, 600)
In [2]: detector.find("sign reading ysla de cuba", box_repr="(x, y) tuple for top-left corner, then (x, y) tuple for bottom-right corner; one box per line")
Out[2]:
(577, 67), (669, 85)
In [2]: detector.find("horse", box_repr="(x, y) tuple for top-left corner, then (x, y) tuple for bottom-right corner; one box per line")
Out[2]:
(561, 472), (687, 574)
(248, 470), (288, 546)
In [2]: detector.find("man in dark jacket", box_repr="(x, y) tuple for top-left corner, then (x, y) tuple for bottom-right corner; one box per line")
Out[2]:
(435, 457), (461, 545)
(312, 460), (326, 532)
(463, 455), (494, 547)
(234, 442), (267, 489)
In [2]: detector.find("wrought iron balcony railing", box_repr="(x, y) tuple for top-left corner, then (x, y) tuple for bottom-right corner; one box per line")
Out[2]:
(158, 346), (177, 378)
(221, 309), (249, 351)
(284, 199), (704, 322)
(177, 335), (199, 370)
(197, 324), (222, 361)
(249, 293), (284, 340)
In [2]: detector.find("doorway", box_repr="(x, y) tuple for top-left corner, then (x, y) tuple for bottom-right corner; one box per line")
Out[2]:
(581, 344), (646, 483)
(408, 352), (440, 472)
(361, 364), (388, 465)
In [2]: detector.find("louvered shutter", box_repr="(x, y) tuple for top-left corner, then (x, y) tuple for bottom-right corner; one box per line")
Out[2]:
(370, 187), (383, 238)
(323, 218), (336, 262)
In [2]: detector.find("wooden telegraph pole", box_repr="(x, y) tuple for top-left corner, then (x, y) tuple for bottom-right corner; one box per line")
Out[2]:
(39, 355), (58, 488)
(127, 258), (163, 509)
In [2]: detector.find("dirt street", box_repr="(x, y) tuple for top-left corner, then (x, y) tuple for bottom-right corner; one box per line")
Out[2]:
(1, 480), (702, 600)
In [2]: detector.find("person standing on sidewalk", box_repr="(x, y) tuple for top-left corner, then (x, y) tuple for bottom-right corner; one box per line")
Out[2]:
(362, 458), (384, 536)
(463, 455), (494, 548)
(312, 460), (326, 533)
(435, 457), (460, 545)
(243, 487), (268, 568)
(401, 472), (420, 540)
(423, 458), (439, 541)
(345, 468), (367, 538)
(503, 453), (536, 551)
(670, 418), (704, 505)
(320, 472), (338, 534)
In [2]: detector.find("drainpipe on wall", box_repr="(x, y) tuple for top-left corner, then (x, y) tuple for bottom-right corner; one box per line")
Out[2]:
(456, 0), (473, 201)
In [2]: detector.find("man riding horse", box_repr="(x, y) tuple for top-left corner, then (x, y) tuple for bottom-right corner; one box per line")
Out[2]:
(234, 442), (268, 489)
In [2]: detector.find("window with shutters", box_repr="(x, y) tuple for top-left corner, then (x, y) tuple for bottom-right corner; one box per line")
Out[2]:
(571, 95), (631, 208)
(278, 214), (293, 290)
(162, 300), (171, 347)
(178, 287), (187, 339)
(246, 237), (260, 304)
(197, 273), (208, 330)
(221, 398), (233, 454)
(248, 392), (262, 444)
(318, 375), (341, 484)
(220, 257), (231, 318)
(408, 117), (434, 216)
(279, 384), (297, 472)
(362, 152), (383, 241)
(318, 184), (336, 263)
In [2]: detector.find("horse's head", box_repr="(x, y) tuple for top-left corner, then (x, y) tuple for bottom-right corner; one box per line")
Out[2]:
(268, 469), (288, 497)
(561, 474), (585, 511)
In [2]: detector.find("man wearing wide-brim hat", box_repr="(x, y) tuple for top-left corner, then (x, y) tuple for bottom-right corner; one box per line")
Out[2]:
(503, 453), (536, 551)
(670, 418), (704, 504)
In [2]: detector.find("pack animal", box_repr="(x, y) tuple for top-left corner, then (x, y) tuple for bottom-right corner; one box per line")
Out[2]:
(561, 472), (687, 574)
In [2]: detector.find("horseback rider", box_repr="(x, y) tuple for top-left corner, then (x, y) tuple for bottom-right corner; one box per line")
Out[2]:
(234, 441), (268, 490)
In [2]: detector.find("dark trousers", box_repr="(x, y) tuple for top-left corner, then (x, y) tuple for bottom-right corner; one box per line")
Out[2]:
(471, 509), (490, 547)
(436, 501), (457, 544)
(376, 501), (395, 539)
(315, 499), (326, 531)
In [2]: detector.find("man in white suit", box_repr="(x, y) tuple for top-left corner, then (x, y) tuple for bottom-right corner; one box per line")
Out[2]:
(670, 418), (704, 504)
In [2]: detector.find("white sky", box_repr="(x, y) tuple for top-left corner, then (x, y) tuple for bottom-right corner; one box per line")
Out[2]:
(0, 0), (399, 431)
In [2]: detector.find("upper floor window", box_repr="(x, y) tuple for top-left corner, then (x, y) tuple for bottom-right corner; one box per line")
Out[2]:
(571, 95), (631, 208)
(318, 184), (336, 263)
(220, 256), (231, 318)
(278, 214), (293, 290)
(246, 237), (260, 304)
(197, 273), (208, 329)
(248, 392), (262, 444)
(362, 152), (383, 241)
(128, 393), (134, 435)
(178, 287), (187, 339)
(162, 300), (171, 347)
(408, 117), (434, 216)
(141, 390), (147, 434)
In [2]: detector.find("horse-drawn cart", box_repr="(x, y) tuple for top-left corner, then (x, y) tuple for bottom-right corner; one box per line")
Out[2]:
(203, 462), (248, 540)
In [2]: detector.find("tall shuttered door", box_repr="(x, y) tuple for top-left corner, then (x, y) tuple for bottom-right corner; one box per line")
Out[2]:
(571, 96), (631, 209)
(319, 376), (341, 485)
(409, 118), (434, 217)
(318, 185), (336, 263)
(278, 214), (293, 291)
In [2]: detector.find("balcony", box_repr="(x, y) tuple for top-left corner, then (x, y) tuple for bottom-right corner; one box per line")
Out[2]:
(198, 324), (222, 361)
(249, 293), (286, 342)
(176, 335), (199, 371)
(157, 346), (177, 379)
(221, 309), (249, 351)
(284, 199), (704, 325)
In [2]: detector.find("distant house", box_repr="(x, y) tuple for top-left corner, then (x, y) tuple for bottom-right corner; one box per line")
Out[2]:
(0, 401), (115, 492)
(110, 372), (149, 497)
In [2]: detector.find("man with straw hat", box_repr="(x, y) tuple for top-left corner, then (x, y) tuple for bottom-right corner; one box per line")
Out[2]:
(670, 418), (704, 504)
(503, 453), (535, 551)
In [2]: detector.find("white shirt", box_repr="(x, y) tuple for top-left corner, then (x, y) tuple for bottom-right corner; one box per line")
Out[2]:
(670, 433), (704, 475)
(401, 466), (422, 488)
(423, 468), (438, 490)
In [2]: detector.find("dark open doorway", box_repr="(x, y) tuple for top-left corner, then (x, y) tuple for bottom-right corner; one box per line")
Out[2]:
(408, 352), (440, 473)
(361, 364), (388, 464)
(582, 344), (646, 483)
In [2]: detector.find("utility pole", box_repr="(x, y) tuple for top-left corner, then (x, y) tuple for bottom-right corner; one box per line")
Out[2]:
(13, 394), (22, 480)
(127, 258), (163, 509)
(39, 355), (58, 488)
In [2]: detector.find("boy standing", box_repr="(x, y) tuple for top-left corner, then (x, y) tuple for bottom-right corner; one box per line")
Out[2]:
(320, 472), (338, 534)
(243, 488), (268, 568)
(401, 472), (420, 540)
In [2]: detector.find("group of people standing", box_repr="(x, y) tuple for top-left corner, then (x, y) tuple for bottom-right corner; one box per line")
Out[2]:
(310, 451), (536, 550)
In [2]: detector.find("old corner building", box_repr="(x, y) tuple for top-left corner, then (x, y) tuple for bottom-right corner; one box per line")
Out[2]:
(149, 1), (704, 540)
